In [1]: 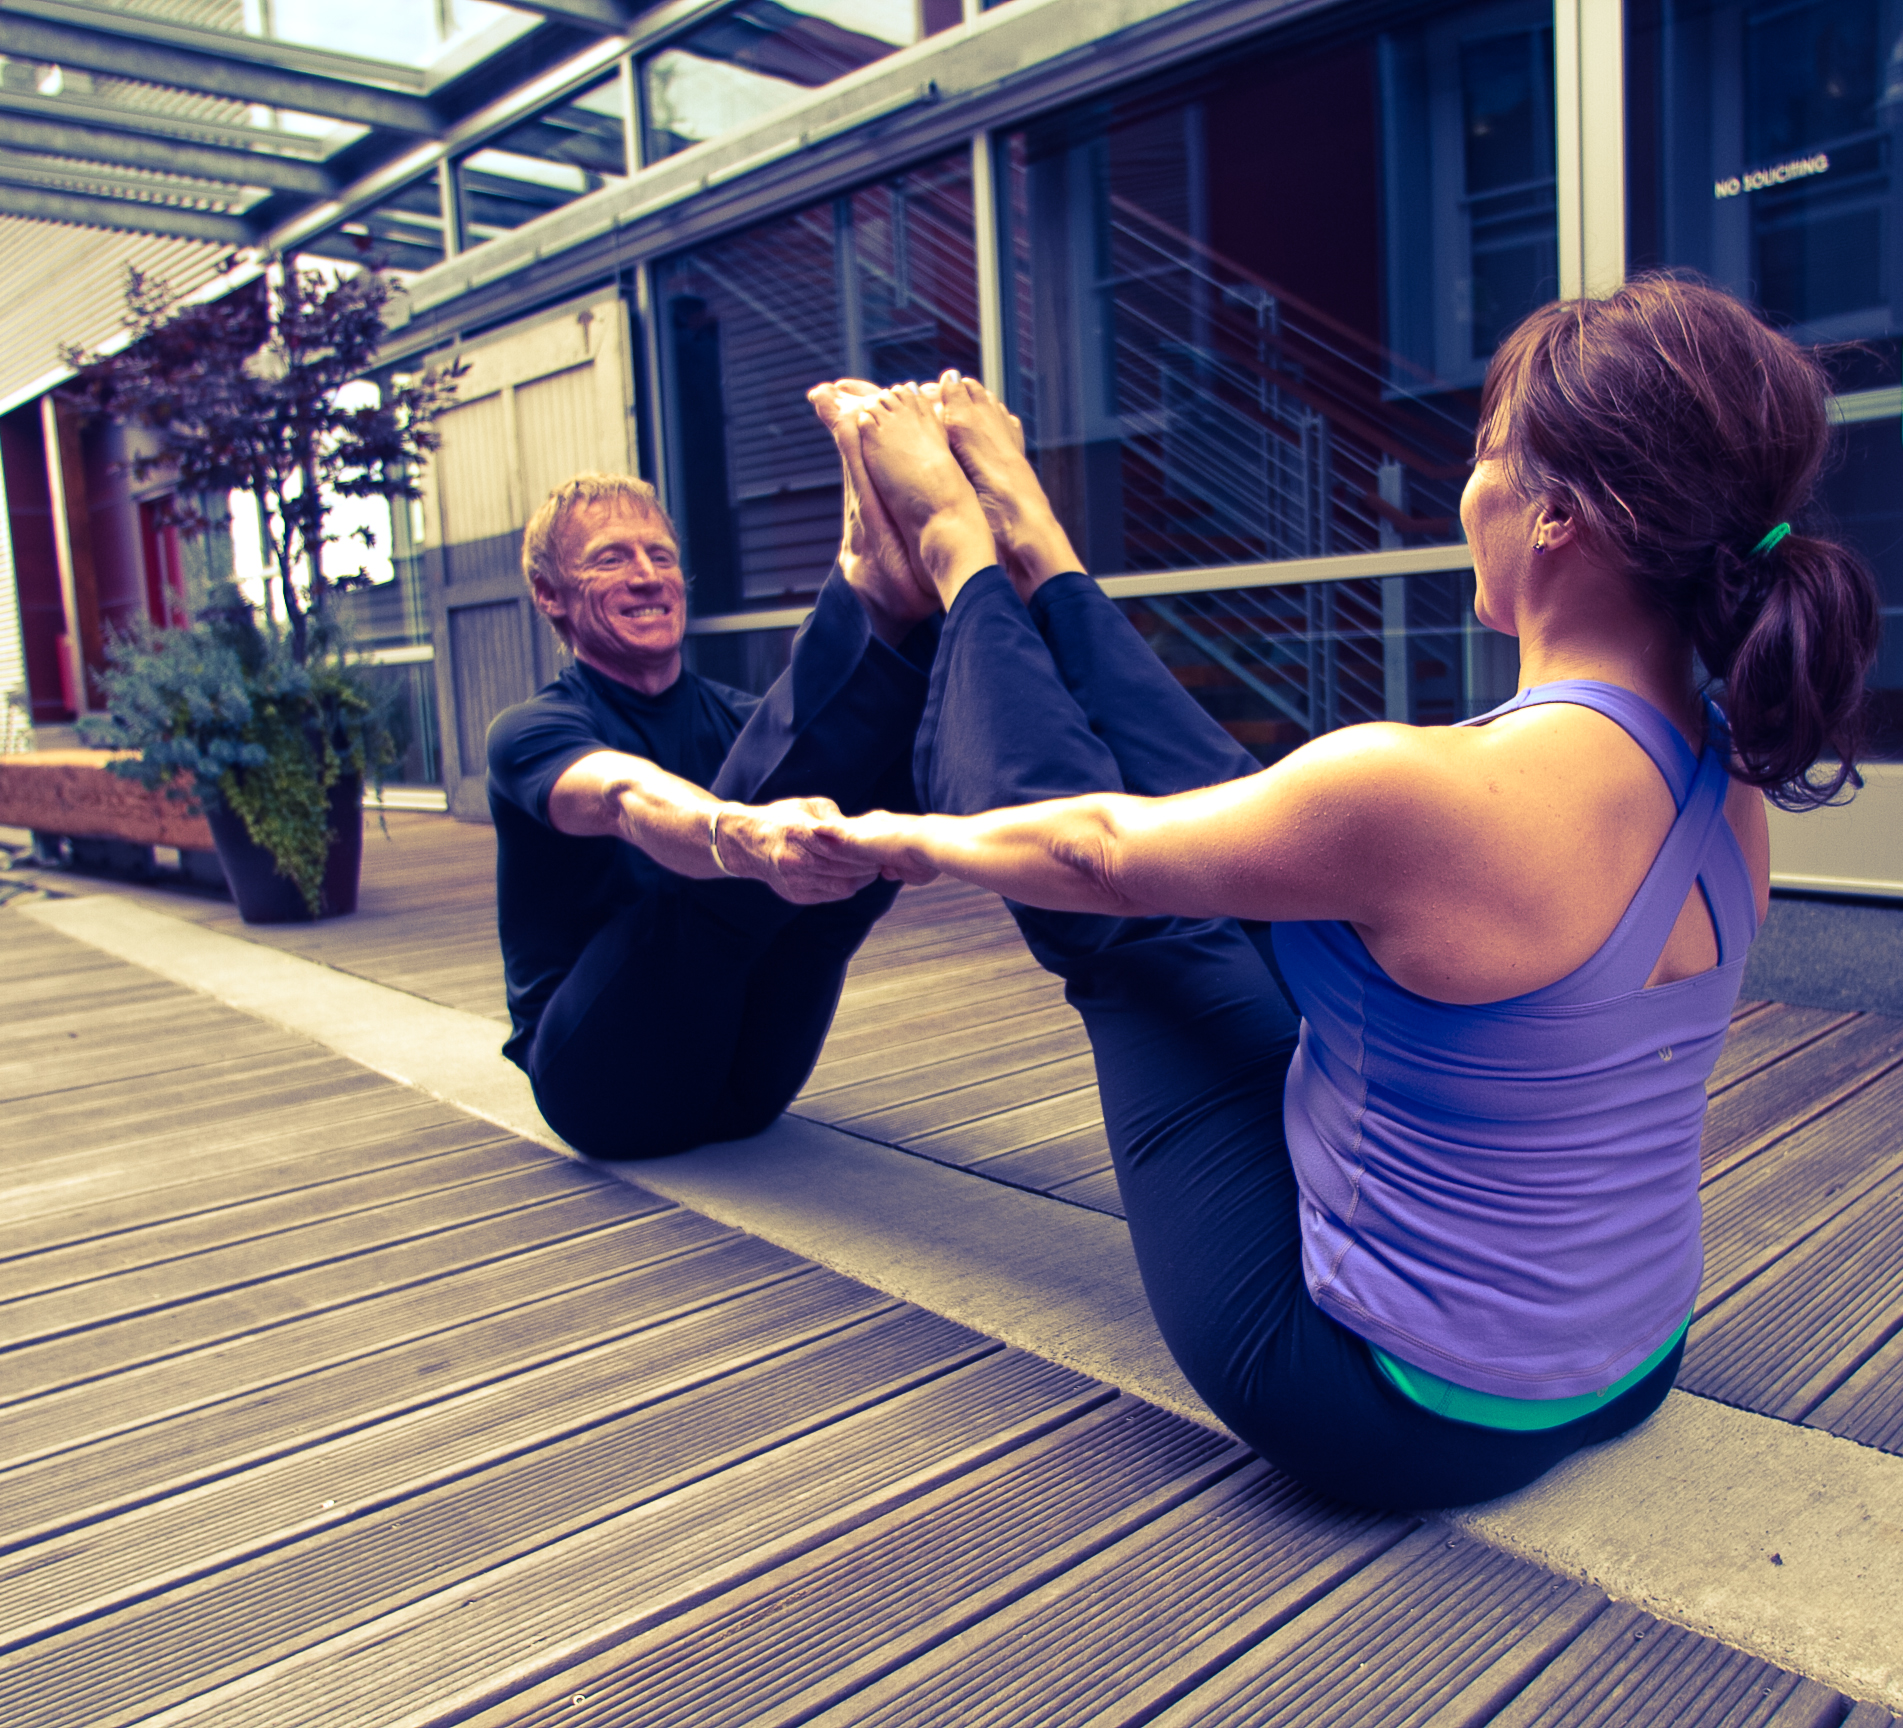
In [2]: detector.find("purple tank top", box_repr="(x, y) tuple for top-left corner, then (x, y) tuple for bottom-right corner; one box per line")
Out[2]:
(1272, 682), (1759, 1399)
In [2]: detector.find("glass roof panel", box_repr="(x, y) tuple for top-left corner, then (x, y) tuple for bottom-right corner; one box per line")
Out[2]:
(84, 0), (537, 76)
(643, 0), (956, 163)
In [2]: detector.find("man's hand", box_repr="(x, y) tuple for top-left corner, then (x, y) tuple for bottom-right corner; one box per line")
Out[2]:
(706, 795), (887, 903)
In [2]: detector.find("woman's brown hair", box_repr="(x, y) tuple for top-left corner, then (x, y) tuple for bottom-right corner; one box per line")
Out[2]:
(1479, 272), (1881, 807)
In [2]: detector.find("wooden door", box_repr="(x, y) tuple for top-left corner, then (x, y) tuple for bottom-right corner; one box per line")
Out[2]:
(418, 295), (635, 818)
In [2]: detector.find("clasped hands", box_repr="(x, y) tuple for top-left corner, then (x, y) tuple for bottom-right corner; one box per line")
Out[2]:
(704, 794), (936, 904)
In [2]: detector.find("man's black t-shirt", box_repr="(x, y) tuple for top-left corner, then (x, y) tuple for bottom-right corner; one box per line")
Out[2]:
(486, 659), (759, 1068)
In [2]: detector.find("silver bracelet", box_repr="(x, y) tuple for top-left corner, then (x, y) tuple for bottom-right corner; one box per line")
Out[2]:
(708, 804), (737, 876)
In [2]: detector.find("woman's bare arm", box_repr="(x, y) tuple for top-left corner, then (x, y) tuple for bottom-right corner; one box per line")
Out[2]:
(827, 722), (1438, 927)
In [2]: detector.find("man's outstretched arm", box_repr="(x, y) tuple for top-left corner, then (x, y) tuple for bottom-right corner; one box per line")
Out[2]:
(547, 749), (879, 904)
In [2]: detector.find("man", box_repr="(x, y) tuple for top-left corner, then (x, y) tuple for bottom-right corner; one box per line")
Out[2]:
(486, 388), (939, 1158)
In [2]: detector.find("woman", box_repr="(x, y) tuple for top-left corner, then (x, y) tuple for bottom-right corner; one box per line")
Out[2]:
(817, 275), (1880, 1509)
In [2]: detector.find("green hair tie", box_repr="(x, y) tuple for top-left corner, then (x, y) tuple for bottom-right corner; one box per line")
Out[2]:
(1750, 522), (1791, 557)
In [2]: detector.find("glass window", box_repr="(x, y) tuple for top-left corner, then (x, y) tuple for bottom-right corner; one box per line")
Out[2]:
(654, 149), (980, 616)
(1819, 401), (1903, 757)
(642, 1), (962, 163)
(1628, 0), (1903, 756)
(458, 72), (630, 246)
(1627, 0), (1899, 345)
(1001, 0), (1554, 581)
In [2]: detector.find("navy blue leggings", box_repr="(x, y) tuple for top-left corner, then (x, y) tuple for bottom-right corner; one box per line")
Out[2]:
(529, 576), (929, 1160)
(915, 568), (1679, 1509)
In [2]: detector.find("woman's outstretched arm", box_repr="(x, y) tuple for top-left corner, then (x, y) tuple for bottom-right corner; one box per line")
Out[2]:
(823, 720), (1439, 928)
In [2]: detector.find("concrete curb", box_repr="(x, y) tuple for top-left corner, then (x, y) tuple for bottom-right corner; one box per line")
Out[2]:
(19, 891), (1903, 1711)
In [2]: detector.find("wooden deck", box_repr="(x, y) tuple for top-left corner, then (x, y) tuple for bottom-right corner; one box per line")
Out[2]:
(4, 814), (1902, 1724)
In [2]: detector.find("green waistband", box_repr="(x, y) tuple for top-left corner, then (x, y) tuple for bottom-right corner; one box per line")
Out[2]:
(1371, 1314), (1691, 1433)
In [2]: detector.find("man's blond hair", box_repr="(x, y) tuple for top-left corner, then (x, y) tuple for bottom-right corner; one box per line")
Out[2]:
(522, 474), (678, 643)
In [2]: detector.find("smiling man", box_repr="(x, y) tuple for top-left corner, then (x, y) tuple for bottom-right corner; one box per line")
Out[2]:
(485, 457), (939, 1160)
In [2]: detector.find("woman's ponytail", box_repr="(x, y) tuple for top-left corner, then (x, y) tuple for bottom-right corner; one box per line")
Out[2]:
(1700, 534), (1881, 808)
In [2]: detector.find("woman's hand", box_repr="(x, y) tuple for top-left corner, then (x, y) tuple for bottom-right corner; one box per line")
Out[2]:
(811, 808), (943, 886)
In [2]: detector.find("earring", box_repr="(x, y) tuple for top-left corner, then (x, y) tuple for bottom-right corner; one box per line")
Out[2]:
(1533, 538), (1546, 554)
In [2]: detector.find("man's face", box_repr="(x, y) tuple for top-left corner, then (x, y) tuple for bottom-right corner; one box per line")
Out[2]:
(535, 498), (687, 691)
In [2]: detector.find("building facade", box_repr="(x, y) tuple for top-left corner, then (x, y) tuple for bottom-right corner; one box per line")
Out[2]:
(2, 0), (1898, 879)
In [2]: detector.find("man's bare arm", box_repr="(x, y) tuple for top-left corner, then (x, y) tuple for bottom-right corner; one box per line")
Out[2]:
(547, 749), (879, 905)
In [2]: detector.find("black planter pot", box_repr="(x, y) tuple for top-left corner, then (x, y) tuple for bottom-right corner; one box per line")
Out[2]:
(206, 774), (364, 924)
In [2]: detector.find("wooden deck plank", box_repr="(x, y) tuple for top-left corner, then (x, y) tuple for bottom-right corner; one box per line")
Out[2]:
(456, 1400), (1245, 1728)
(1, 1207), (711, 1482)
(973, 1122), (1116, 1192)
(1050, 1166), (1129, 1216)
(1700, 1012), (1903, 1175)
(791, 1464), (1407, 1728)
(801, 1001), (1081, 1094)
(0, 1138), (544, 1301)
(3, 1048), (393, 1144)
(1684, 1168), (1903, 1420)
(899, 1086), (1109, 1161)
(5, 1097), (493, 1230)
(6, 1302), (969, 1669)
(799, 1025), (1093, 1118)
(98, 1354), (1103, 1728)
(1698, 1068), (1903, 1305)
(1706, 1002), (1856, 1094)
(1145, 1526), (1607, 1728)
(830, 1053), (1100, 1141)
(3, 1270), (891, 1647)
(1806, 1327), (1903, 1455)
(3, 1180), (652, 1406)
(1, 1112), (516, 1257)
(1482, 1602), (1842, 1727)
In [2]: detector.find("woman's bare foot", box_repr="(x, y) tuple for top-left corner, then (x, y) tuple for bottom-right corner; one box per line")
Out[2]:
(854, 384), (999, 611)
(936, 371), (1083, 601)
(808, 380), (938, 643)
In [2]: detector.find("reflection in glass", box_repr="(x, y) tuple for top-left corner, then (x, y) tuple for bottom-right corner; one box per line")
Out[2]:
(655, 150), (979, 613)
(459, 73), (629, 244)
(642, 0), (961, 162)
(1002, 0), (1552, 582)
(1816, 406), (1903, 757)
(1628, 0), (1900, 344)
(1121, 569), (1513, 765)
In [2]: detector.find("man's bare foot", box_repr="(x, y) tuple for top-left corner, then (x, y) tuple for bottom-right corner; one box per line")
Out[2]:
(854, 384), (999, 610)
(936, 371), (1083, 601)
(808, 380), (937, 643)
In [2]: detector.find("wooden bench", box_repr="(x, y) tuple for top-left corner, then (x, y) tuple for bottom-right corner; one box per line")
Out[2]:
(0, 749), (226, 885)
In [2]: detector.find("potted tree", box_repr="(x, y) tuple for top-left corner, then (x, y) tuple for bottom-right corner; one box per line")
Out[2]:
(64, 264), (462, 922)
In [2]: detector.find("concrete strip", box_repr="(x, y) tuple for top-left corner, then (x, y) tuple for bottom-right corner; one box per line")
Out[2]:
(18, 891), (1903, 1711)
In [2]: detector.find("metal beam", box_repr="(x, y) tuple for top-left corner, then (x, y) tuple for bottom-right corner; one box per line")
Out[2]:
(0, 13), (442, 135)
(0, 84), (335, 161)
(0, 179), (255, 244)
(0, 111), (335, 195)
